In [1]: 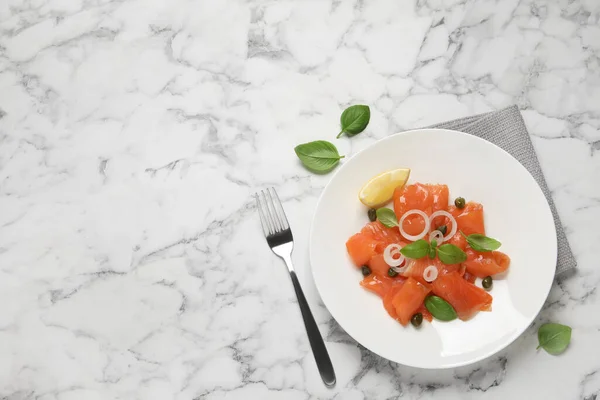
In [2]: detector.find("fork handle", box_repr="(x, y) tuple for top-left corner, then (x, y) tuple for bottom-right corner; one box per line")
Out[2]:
(284, 258), (336, 387)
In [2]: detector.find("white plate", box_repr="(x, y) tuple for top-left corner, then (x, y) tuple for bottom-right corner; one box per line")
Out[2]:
(310, 129), (557, 369)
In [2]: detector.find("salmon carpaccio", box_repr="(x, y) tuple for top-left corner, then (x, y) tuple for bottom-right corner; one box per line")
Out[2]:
(346, 182), (510, 326)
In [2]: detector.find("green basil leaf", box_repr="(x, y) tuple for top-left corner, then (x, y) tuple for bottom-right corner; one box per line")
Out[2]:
(376, 208), (398, 228)
(400, 239), (430, 259)
(337, 105), (370, 138)
(294, 140), (344, 173)
(437, 244), (467, 264)
(537, 323), (572, 355)
(425, 296), (457, 321)
(461, 231), (502, 252)
(428, 245), (436, 259)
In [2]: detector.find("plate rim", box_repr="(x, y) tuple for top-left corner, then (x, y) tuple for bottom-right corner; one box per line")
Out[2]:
(309, 128), (558, 369)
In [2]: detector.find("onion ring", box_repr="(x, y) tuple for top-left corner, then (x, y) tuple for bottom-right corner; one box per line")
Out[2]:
(429, 230), (444, 245)
(392, 265), (408, 274)
(429, 210), (458, 241)
(383, 243), (405, 267)
(398, 209), (431, 241)
(423, 265), (438, 282)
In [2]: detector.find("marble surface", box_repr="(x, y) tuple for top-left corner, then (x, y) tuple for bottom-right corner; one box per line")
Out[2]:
(0, 0), (599, 398)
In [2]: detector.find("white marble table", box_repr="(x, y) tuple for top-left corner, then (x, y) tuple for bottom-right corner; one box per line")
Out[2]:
(1, 0), (599, 398)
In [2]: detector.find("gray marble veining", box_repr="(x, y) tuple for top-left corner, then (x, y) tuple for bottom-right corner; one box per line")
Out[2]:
(0, 0), (599, 398)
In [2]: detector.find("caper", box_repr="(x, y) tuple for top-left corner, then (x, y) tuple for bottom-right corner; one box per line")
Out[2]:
(411, 312), (423, 327)
(437, 225), (447, 235)
(361, 266), (371, 276)
(368, 208), (377, 222)
(455, 197), (466, 209)
(388, 268), (398, 277)
(482, 276), (493, 290)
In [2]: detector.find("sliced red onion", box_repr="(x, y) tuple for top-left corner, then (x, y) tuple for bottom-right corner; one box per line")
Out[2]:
(383, 243), (405, 267)
(429, 230), (444, 245)
(398, 209), (431, 242)
(429, 210), (457, 241)
(423, 265), (438, 282)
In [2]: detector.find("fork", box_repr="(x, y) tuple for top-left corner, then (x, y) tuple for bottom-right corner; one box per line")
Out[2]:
(256, 188), (336, 388)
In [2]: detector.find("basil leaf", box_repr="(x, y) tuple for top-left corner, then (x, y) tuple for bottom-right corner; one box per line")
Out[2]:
(400, 239), (429, 259)
(537, 323), (572, 355)
(376, 208), (398, 228)
(461, 231), (502, 252)
(337, 105), (370, 138)
(437, 244), (467, 264)
(425, 296), (457, 321)
(428, 241), (437, 259)
(428, 245), (437, 260)
(294, 140), (344, 173)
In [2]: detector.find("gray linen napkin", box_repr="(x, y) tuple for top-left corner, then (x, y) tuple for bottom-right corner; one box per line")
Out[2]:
(426, 105), (576, 278)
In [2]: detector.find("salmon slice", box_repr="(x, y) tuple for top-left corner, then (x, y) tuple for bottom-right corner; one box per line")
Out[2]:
(447, 231), (467, 251)
(463, 249), (511, 278)
(401, 257), (462, 284)
(368, 253), (406, 277)
(463, 271), (477, 284)
(449, 202), (485, 235)
(393, 183), (432, 239)
(391, 278), (431, 325)
(346, 233), (377, 267)
(361, 221), (405, 252)
(382, 279), (406, 320)
(431, 271), (492, 320)
(346, 221), (405, 267)
(360, 274), (396, 298)
(426, 184), (450, 228)
(393, 183), (432, 216)
(426, 184), (449, 213)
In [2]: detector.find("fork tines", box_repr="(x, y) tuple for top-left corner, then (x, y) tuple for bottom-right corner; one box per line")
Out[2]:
(256, 188), (290, 237)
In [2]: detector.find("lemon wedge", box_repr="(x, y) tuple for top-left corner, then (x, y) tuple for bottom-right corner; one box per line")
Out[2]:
(359, 168), (411, 208)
